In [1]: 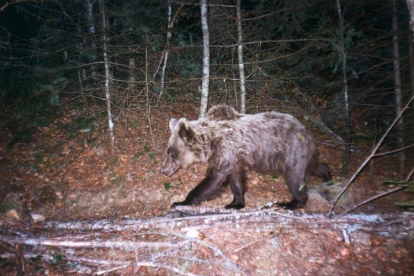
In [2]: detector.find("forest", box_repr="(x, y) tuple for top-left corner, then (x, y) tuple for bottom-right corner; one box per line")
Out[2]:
(0, 0), (414, 275)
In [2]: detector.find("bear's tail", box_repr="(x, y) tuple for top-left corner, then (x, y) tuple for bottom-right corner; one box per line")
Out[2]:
(306, 155), (332, 183)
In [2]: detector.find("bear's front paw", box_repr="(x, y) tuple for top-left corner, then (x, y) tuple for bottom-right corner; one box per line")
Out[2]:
(171, 201), (190, 208)
(277, 199), (305, 210)
(225, 203), (245, 210)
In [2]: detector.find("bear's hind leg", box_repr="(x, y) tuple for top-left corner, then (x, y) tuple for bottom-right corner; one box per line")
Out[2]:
(278, 166), (308, 210)
(225, 169), (247, 210)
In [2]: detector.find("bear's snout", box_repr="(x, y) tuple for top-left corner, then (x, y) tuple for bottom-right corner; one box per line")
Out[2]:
(160, 163), (178, 177)
(160, 166), (169, 176)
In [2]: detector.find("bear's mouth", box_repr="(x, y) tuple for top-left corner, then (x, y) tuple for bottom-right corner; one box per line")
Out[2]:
(160, 165), (180, 177)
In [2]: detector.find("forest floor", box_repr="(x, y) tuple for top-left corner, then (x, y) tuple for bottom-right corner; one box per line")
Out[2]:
(0, 102), (413, 275)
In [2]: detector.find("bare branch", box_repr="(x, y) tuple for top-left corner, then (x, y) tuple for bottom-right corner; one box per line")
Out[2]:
(328, 95), (414, 217)
(340, 186), (404, 216)
(373, 144), (414, 157)
(407, 166), (414, 181)
(0, 235), (187, 249)
(171, 1), (235, 8)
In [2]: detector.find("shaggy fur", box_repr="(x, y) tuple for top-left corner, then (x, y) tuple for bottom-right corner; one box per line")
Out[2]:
(160, 105), (331, 210)
(207, 105), (241, 121)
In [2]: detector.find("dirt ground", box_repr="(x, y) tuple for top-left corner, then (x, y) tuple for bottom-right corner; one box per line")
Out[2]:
(0, 102), (413, 275)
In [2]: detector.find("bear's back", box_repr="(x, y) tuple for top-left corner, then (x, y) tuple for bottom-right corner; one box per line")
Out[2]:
(207, 105), (241, 121)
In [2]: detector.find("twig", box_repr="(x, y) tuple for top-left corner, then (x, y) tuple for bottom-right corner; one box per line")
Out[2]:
(96, 264), (131, 275)
(328, 95), (414, 217)
(373, 144), (414, 157)
(135, 262), (199, 276)
(0, 0), (32, 12)
(162, 232), (248, 276)
(340, 186), (404, 216)
(233, 233), (279, 253)
(341, 166), (414, 216)
(406, 166), (414, 181)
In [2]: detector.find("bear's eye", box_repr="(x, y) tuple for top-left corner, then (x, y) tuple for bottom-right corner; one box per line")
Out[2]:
(167, 147), (178, 158)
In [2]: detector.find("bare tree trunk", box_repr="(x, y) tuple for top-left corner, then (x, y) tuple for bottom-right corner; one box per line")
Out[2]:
(409, 32), (414, 110)
(335, 0), (352, 177)
(231, 47), (239, 109)
(409, 0), (414, 112)
(199, 0), (210, 118)
(78, 67), (88, 109)
(129, 55), (135, 92)
(145, 47), (155, 146)
(393, 0), (405, 175)
(76, 16), (89, 109)
(86, 0), (97, 79)
(157, 0), (172, 106)
(407, 1), (414, 33)
(407, 1), (414, 175)
(236, 0), (246, 114)
(100, 0), (115, 156)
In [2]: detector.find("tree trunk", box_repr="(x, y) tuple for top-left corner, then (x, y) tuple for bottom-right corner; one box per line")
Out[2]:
(199, 0), (210, 118)
(335, 0), (352, 177)
(409, 32), (414, 111)
(157, 0), (172, 106)
(393, 0), (405, 175)
(100, 0), (115, 156)
(407, 1), (414, 34)
(409, 0), (414, 106)
(78, 67), (88, 109)
(407, 0), (414, 171)
(145, 47), (155, 145)
(236, 0), (247, 114)
(86, 0), (97, 80)
(76, 15), (89, 109)
(129, 56), (135, 92)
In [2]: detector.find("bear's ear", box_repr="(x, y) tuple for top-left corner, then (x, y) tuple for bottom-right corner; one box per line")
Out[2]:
(178, 120), (195, 143)
(169, 118), (178, 132)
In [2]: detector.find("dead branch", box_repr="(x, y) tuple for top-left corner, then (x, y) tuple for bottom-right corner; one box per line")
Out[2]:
(373, 144), (414, 157)
(96, 264), (131, 275)
(1, 209), (413, 274)
(340, 186), (404, 216)
(0, 235), (187, 250)
(232, 233), (279, 253)
(133, 262), (199, 276)
(1, 252), (131, 267)
(40, 208), (413, 239)
(158, 232), (248, 276)
(340, 162), (414, 216)
(1, 0), (38, 12)
(407, 166), (414, 181)
(328, 95), (414, 217)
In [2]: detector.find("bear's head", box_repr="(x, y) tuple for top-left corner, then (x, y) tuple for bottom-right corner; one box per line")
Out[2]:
(160, 118), (207, 176)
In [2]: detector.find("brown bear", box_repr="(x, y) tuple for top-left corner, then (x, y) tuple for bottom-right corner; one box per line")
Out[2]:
(160, 105), (331, 210)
